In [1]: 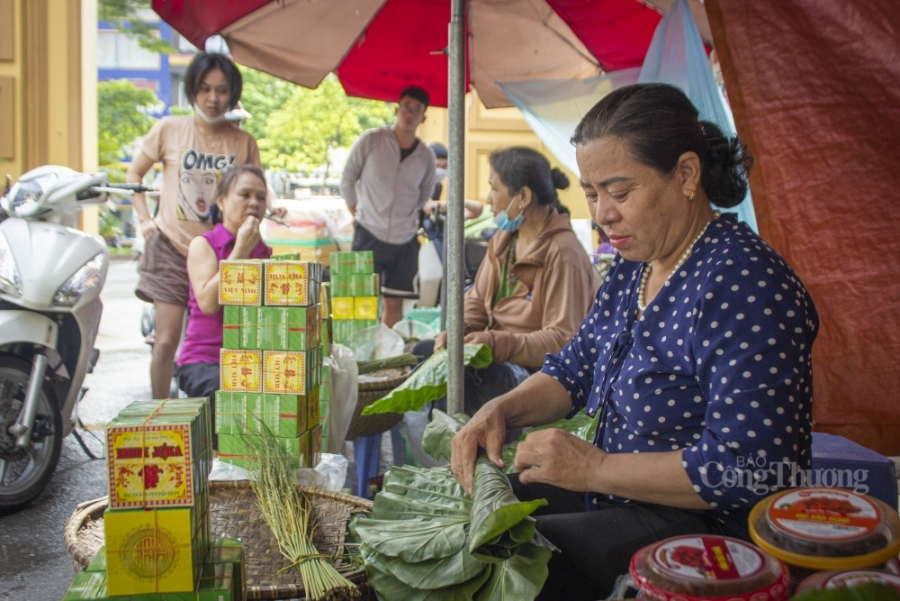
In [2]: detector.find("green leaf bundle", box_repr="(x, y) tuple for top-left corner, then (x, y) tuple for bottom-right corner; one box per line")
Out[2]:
(361, 344), (493, 415)
(349, 411), (554, 600)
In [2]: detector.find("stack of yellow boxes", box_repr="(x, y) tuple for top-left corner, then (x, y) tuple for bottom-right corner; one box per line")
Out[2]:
(216, 258), (324, 470)
(62, 398), (246, 600)
(328, 251), (379, 345)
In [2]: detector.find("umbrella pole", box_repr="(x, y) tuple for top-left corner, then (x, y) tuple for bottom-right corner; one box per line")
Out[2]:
(445, 0), (466, 416)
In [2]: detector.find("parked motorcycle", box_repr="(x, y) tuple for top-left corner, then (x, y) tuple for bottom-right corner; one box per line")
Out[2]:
(0, 165), (152, 510)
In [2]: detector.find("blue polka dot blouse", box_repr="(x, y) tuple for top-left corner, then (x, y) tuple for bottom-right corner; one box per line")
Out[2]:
(542, 215), (819, 533)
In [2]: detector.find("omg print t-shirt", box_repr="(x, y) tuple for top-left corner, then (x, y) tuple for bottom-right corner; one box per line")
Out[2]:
(140, 116), (260, 256)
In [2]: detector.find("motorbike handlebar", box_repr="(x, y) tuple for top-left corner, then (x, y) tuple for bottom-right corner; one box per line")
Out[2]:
(103, 183), (156, 193)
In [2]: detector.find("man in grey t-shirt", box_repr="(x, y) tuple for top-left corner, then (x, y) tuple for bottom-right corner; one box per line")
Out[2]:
(340, 86), (436, 327)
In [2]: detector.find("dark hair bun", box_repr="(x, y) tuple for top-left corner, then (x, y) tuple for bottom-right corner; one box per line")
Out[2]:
(550, 168), (570, 191)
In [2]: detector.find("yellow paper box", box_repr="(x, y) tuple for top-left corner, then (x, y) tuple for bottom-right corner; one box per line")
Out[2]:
(104, 507), (206, 596)
(264, 261), (312, 306)
(219, 349), (263, 393)
(107, 426), (194, 508)
(218, 261), (263, 306)
(354, 296), (379, 320)
(332, 297), (355, 320)
(263, 350), (312, 395)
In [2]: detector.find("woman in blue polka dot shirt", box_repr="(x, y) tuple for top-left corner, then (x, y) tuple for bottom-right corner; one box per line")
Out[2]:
(451, 83), (819, 600)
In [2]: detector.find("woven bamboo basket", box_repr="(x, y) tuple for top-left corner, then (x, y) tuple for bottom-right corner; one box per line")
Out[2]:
(64, 480), (373, 600)
(344, 368), (411, 440)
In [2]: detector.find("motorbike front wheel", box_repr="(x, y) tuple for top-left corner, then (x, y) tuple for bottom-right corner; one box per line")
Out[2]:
(0, 356), (62, 511)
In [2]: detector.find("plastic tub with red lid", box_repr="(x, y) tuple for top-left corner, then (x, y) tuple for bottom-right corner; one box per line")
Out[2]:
(796, 569), (900, 593)
(629, 534), (791, 601)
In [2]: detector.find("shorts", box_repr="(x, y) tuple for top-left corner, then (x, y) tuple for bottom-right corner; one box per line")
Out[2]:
(352, 224), (419, 298)
(136, 231), (190, 306)
(175, 361), (220, 447)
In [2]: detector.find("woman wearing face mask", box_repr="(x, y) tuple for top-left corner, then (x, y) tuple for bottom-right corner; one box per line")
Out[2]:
(421, 146), (600, 416)
(126, 52), (267, 400)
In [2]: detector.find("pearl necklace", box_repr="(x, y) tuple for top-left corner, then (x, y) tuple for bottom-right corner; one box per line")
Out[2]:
(637, 211), (721, 313)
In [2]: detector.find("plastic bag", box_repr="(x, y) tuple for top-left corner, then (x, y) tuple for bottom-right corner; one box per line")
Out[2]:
(324, 344), (358, 454)
(342, 323), (404, 361)
(208, 453), (348, 493)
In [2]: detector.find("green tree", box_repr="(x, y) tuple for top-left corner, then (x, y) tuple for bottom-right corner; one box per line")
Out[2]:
(97, 80), (159, 176)
(239, 68), (295, 143)
(98, 0), (175, 54)
(257, 75), (394, 182)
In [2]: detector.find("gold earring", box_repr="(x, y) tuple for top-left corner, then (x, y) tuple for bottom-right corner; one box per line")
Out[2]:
(687, 190), (696, 201)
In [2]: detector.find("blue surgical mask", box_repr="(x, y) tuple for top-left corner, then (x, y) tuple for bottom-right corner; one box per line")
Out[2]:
(493, 208), (524, 233)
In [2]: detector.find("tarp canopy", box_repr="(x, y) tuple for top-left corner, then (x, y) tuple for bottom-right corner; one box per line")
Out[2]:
(706, 0), (900, 455)
(501, 0), (758, 231)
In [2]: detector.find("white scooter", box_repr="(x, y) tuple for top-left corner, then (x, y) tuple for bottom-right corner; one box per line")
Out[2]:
(0, 165), (151, 510)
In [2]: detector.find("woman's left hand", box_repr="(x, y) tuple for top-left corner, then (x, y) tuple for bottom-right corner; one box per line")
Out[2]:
(270, 206), (288, 219)
(514, 428), (604, 492)
(463, 331), (494, 350)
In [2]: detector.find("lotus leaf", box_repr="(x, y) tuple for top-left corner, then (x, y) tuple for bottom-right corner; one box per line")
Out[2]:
(361, 344), (493, 415)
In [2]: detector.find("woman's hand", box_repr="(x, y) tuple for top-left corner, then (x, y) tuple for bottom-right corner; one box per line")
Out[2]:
(139, 218), (159, 240)
(514, 428), (604, 492)
(435, 330), (494, 352)
(269, 206), (288, 219)
(433, 330), (448, 351)
(463, 331), (494, 350)
(450, 399), (509, 496)
(233, 215), (262, 258)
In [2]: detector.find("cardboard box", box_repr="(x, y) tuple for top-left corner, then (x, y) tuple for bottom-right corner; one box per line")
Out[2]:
(354, 296), (379, 320)
(104, 505), (208, 595)
(351, 273), (380, 297)
(330, 273), (353, 297)
(329, 250), (373, 274)
(269, 306), (320, 351)
(218, 261), (263, 306)
(222, 306), (241, 350)
(64, 540), (242, 601)
(264, 261), (314, 306)
(216, 391), (312, 437)
(331, 319), (356, 345)
(238, 306), (259, 350)
(106, 398), (211, 509)
(219, 349), (263, 393)
(62, 570), (107, 600)
(218, 433), (305, 470)
(263, 350), (316, 395)
(331, 296), (354, 320)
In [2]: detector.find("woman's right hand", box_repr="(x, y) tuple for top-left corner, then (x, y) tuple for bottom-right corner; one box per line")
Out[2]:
(234, 215), (262, 258)
(450, 399), (508, 496)
(139, 218), (159, 240)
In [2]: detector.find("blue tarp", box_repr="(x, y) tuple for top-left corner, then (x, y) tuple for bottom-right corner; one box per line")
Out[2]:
(501, 0), (757, 231)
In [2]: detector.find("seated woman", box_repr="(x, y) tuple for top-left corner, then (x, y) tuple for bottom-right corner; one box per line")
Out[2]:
(414, 146), (600, 417)
(175, 165), (272, 446)
(451, 84), (819, 600)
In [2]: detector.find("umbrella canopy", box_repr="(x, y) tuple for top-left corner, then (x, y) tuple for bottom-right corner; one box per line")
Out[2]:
(152, 0), (710, 108)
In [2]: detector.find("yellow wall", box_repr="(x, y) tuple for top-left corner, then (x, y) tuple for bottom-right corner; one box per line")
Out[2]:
(0, 0), (97, 232)
(419, 91), (591, 222)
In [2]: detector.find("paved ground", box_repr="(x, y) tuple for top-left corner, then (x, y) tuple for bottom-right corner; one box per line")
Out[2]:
(0, 259), (151, 601)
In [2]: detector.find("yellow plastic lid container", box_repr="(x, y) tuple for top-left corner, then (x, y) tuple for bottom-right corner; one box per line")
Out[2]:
(749, 487), (900, 571)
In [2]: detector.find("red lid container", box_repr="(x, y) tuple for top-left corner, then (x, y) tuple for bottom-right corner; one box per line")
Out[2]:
(629, 534), (791, 601)
(796, 569), (900, 593)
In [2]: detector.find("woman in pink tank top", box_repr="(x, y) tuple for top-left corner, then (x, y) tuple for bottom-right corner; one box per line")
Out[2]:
(175, 165), (272, 447)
